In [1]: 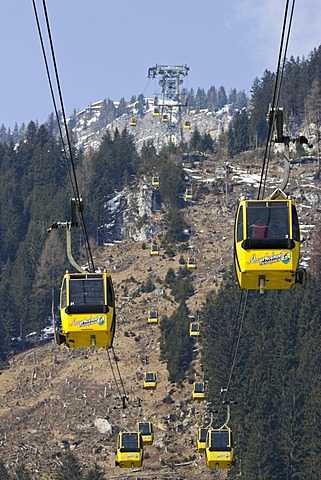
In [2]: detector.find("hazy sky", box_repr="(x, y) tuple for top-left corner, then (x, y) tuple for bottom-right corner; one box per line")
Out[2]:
(1, 0), (321, 129)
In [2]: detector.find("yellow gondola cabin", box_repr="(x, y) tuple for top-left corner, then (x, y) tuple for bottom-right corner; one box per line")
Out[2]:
(185, 188), (193, 200)
(187, 256), (197, 269)
(192, 381), (205, 400)
(58, 272), (115, 348)
(197, 427), (208, 453)
(189, 321), (200, 337)
(205, 428), (234, 469)
(116, 432), (143, 468)
(130, 118), (137, 127)
(153, 107), (160, 117)
(151, 176), (159, 187)
(150, 243), (159, 256)
(234, 189), (306, 292)
(143, 372), (157, 390)
(148, 310), (158, 324)
(183, 120), (191, 130)
(137, 422), (154, 445)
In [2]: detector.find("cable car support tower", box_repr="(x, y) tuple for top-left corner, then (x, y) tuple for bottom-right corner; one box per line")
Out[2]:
(148, 64), (189, 145)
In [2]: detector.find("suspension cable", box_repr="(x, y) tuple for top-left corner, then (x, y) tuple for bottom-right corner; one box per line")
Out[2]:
(32, 0), (95, 271)
(258, 0), (296, 199)
(213, 290), (248, 423)
(106, 347), (136, 422)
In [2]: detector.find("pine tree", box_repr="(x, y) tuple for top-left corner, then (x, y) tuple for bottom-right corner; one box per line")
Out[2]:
(0, 460), (11, 479)
(55, 452), (83, 480)
(13, 463), (32, 480)
(250, 71), (275, 146)
(217, 85), (227, 108)
(84, 463), (105, 480)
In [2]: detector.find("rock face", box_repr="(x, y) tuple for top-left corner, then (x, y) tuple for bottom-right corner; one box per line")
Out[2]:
(69, 99), (234, 154)
(99, 180), (164, 244)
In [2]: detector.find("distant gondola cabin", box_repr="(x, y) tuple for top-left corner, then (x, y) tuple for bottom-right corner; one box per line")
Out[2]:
(116, 432), (143, 468)
(234, 189), (306, 292)
(197, 427), (208, 453)
(192, 381), (205, 400)
(187, 256), (197, 269)
(58, 272), (115, 349)
(130, 118), (137, 127)
(153, 107), (160, 118)
(189, 321), (200, 337)
(183, 120), (191, 130)
(148, 310), (158, 324)
(205, 428), (234, 469)
(151, 176), (159, 187)
(143, 372), (157, 389)
(185, 188), (193, 200)
(162, 114), (169, 123)
(137, 422), (154, 445)
(150, 243), (159, 256)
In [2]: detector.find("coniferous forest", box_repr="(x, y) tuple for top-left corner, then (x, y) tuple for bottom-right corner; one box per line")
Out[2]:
(1, 46), (321, 478)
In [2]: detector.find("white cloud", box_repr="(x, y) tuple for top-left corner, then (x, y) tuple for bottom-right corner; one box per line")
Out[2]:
(233, 0), (321, 70)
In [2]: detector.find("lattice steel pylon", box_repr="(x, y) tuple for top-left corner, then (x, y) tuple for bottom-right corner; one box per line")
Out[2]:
(148, 64), (189, 144)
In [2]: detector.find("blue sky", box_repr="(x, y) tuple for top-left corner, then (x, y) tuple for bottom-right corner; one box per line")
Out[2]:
(1, 0), (321, 129)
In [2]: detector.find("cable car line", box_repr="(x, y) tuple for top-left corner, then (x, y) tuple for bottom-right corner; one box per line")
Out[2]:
(106, 347), (134, 416)
(31, 0), (74, 191)
(32, 0), (95, 271)
(210, 290), (247, 427)
(258, 0), (296, 200)
(111, 346), (131, 407)
(224, 289), (245, 379)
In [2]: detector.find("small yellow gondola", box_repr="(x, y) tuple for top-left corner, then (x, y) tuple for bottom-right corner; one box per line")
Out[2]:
(116, 432), (143, 468)
(148, 310), (158, 324)
(189, 321), (200, 337)
(234, 189), (306, 292)
(150, 243), (159, 256)
(58, 272), (115, 348)
(192, 381), (205, 400)
(151, 176), (159, 187)
(162, 114), (169, 123)
(197, 427), (208, 453)
(143, 372), (157, 390)
(153, 107), (160, 118)
(185, 188), (193, 201)
(183, 120), (191, 130)
(187, 256), (197, 269)
(205, 428), (234, 469)
(137, 422), (154, 445)
(130, 118), (137, 127)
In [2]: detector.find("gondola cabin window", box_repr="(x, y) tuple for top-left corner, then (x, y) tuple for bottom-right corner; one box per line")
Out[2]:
(246, 202), (289, 240)
(292, 204), (300, 241)
(236, 205), (243, 242)
(61, 278), (67, 308)
(120, 433), (141, 453)
(139, 423), (152, 435)
(194, 382), (204, 393)
(69, 276), (104, 306)
(208, 430), (231, 452)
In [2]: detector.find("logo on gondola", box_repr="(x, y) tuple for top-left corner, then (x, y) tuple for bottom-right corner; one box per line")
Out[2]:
(215, 453), (230, 458)
(70, 316), (106, 327)
(248, 251), (291, 266)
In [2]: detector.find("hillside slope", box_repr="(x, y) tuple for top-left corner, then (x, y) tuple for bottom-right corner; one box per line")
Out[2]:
(0, 151), (319, 478)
